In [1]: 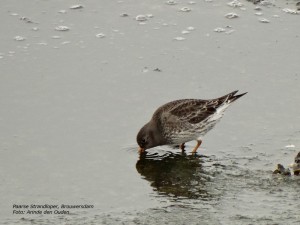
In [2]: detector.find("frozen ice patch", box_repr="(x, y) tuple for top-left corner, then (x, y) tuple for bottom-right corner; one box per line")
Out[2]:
(227, 0), (243, 8)
(55, 26), (70, 31)
(181, 30), (190, 34)
(173, 37), (185, 41)
(166, 0), (177, 5)
(285, 144), (295, 148)
(259, 18), (270, 23)
(214, 27), (226, 33)
(282, 8), (299, 15)
(135, 15), (147, 21)
(70, 5), (84, 10)
(180, 7), (192, 12)
(225, 12), (239, 19)
(96, 33), (106, 38)
(14, 36), (26, 41)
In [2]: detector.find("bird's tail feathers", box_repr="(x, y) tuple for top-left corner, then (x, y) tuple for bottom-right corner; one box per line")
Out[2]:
(224, 90), (247, 103)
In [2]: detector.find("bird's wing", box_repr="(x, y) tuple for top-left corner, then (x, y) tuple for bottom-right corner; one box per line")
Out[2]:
(153, 91), (246, 134)
(169, 99), (220, 124)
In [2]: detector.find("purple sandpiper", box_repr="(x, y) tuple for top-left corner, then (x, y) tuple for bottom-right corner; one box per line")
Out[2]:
(137, 90), (247, 153)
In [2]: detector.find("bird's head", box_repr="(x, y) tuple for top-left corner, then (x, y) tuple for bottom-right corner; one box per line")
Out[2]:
(136, 121), (162, 152)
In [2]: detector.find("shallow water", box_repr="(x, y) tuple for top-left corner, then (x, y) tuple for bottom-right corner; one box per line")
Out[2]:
(1, 0), (300, 224)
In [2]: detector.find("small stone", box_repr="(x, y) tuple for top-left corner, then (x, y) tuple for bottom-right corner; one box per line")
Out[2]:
(120, 13), (129, 17)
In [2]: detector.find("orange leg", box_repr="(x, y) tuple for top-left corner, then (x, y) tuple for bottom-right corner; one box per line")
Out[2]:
(191, 140), (202, 153)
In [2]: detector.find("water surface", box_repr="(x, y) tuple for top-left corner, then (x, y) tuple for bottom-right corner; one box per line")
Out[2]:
(1, 0), (300, 224)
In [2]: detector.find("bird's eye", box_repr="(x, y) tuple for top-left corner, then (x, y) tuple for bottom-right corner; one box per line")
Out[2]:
(141, 138), (146, 144)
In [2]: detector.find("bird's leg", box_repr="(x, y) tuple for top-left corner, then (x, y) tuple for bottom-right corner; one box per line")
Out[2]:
(179, 143), (185, 152)
(191, 140), (202, 153)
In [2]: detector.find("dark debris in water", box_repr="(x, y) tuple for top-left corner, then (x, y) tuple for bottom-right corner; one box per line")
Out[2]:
(153, 68), (162, 72)
(273, 164), (291, 176)
(274, 151), (300, 176)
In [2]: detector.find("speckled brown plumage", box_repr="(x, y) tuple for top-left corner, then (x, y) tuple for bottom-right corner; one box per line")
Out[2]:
(137, 90), (247, 153)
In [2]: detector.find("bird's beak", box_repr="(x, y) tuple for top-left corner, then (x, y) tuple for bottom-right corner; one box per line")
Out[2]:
(138, 147), (145, 153)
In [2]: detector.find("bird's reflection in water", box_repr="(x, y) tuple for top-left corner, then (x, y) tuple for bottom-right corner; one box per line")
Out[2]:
(136, 151), (215, 200)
